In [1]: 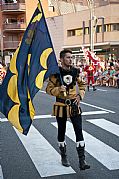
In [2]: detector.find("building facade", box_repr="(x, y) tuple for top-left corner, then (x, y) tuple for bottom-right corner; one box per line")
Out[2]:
(0, 0), (57, 65)
(0, 0), (119, 65)
(46, 2), (119, 64)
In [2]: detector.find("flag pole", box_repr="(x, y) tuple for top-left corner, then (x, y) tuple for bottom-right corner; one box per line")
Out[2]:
(37, 0), (66, 96)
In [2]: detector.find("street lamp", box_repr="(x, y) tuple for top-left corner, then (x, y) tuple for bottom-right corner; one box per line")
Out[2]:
(87, 0), (95, 52)
(87, 1), (105, 51)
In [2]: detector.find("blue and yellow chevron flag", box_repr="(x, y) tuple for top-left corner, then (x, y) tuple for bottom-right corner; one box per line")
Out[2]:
(0, 2), (60, 135)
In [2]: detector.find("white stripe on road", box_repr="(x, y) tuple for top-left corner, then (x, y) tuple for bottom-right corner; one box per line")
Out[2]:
(14, 126), (75, 178)
(33, 115), (55, 119)
(87, 119), (119, 137)
(40, 90), (115, 113)
(81, 102), (115, 113)
(0, 165), (3, 179)
(0, 111), (109, 122)
(90, 87), (107, 92)
(0, 118), (8, 122)
(40, 90), (46, 94)
(34, 111), (109, 119)
(96, 89), (107, 92)
(82, 111), (109, 115)
(52, 121), (119, 170)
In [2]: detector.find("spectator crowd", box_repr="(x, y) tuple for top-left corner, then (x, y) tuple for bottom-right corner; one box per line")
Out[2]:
(78, 59), (119, 89)
(0, 63), (7, 85)
(0, 58), (119, 89)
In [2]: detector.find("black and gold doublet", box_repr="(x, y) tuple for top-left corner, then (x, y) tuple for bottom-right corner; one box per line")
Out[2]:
(46, 67), (86, 118)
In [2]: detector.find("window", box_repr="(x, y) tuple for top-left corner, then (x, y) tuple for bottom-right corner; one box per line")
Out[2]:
(111, 24), (119, 31)
(67, 28), (83, 37)
(84, 27), (89, 35)
(96, 25), (102, 33)
(106, 24), (111, 32)
(79, 2), (83, 5)
(4, 34), (18, 42)
(5, 18), (17, 24)
(96, 24), (119, 33)
(75, 29), (83, 36)
(67, 30), (75, 37)
(20, 18), (25, 24)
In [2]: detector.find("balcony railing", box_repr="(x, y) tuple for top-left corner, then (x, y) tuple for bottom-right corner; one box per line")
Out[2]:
(2, 3), (26, 11)
(3, 41), (20, 49)
(100, 0), (119, 6)
(109, 0), (119, 3)
(3, 23), (26, 31)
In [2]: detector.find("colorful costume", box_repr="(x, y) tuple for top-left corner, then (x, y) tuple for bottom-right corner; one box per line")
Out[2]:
(46, 67), (86, 118)
(84, 64), (96, 91)
(46, 66), (90, 170)
(0, 66), (6, 84)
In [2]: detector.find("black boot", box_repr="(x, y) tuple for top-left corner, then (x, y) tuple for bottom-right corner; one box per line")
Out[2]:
(117, 79), (119, 88)
(76, 145), (90, 170)
(59, 144), (70, 167)
(93, 86), (96, 91)
(87, 86), (89, 91)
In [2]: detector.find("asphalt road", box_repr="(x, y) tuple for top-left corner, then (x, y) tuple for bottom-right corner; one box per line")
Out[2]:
(0, 85), (119, 179)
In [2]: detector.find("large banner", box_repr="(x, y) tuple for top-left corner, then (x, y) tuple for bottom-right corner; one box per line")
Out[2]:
(0, 2), (60, 135)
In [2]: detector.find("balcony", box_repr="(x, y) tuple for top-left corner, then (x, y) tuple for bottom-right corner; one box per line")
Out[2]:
(3, 23), (26, 32)
(3, 41), (20, 50)
(1, 3), (26, 13)
(109, 0), (119, 4)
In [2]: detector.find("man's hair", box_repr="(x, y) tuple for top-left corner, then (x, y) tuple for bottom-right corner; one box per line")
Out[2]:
(60, 49), (72, 59)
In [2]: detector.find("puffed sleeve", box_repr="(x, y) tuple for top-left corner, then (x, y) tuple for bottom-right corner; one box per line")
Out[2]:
(77, 76), (86, 100)
(46, 75), (62, 97)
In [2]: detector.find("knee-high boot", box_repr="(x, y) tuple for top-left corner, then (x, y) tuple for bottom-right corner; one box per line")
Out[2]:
(76, 142), (90, 170)
(87, 85), (89, 91)
(93, 86), (96, 91)
(117, 79), (119, 88)
(59, 142), (70, 167)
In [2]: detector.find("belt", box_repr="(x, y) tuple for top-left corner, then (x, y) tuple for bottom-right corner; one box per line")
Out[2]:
(56, 98), (75, 105)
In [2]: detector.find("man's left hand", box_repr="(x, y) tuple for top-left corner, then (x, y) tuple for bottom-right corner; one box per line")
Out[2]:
(73, 94), (80, 106)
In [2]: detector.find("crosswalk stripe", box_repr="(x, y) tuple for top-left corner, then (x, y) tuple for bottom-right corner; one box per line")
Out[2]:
(52, 121), (119, 170)
(33, 115), (55, 119)
(33, 111), (108, 118)
(0, 118), (7, 122)
(0, 165), (3, 179)
(89, 87), (107, 92)
(14, 126), (75, 178)
(34, 90), (116, 114)
(87, 119), (119, 137)
(81, 102), (115, 113)
(82, 111), (109, 115)
(0, 111), (109, 122)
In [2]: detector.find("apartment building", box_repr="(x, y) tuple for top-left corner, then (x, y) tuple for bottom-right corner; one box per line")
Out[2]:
(46, 2), (119, 63)
(49, 0), (119, 8)
(0, 0), (119, 65)
(0, 0), (57, 65)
